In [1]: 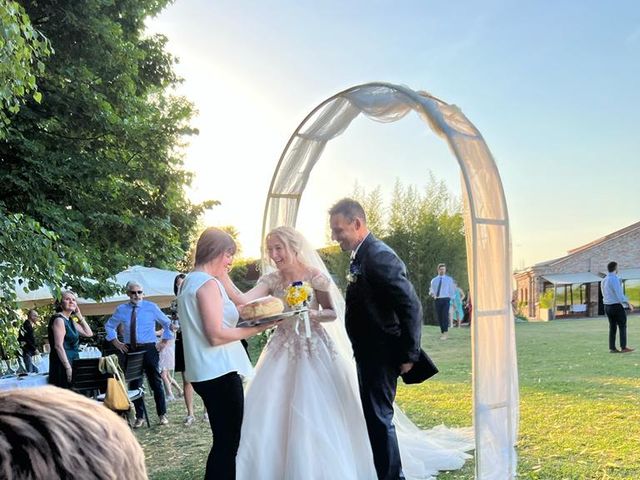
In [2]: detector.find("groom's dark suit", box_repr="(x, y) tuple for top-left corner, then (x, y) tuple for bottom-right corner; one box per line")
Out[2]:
(345, 233), (423, 480)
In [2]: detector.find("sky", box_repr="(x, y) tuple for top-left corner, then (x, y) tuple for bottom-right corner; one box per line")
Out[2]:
(147, 0), (640, 268)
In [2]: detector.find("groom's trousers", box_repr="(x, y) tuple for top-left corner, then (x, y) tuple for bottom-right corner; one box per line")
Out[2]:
(356, 358), (405, 480)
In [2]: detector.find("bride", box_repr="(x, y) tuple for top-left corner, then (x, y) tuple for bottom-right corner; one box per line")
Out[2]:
(221, 226), (473, 479)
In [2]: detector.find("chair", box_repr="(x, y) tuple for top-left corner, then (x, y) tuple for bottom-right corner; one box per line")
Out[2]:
(123, 351), (150, 428)
(71, 358), (109, 398)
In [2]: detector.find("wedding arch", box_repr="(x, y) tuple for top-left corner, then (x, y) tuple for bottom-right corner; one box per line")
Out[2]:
(261, 82), (518, 479)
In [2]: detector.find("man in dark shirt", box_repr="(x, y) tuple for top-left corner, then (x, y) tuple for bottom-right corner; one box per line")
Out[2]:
(18, 309), (40, 373)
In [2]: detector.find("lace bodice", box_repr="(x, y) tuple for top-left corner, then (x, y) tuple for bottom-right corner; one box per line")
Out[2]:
(258, 271), (337, 360)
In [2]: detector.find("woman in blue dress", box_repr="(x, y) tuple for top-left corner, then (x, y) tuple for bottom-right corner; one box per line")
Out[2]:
(47, 291), (93, 388)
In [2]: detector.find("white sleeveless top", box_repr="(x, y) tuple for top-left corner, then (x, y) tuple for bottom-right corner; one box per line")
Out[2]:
(177, 271), (253, 383)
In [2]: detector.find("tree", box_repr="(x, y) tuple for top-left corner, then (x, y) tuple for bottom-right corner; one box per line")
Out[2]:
(320, 172), (468, 325)
(352, 182), (386, 238)
(0, 0), (51, 135)
(0, 0), (214, 355)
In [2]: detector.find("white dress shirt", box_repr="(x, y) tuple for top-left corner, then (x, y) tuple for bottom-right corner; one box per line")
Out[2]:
(429, 274), (456, 299)
(601, 272), (629, 306)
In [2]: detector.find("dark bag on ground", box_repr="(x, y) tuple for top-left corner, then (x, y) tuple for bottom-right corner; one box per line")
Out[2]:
(401, 349), (438, 384)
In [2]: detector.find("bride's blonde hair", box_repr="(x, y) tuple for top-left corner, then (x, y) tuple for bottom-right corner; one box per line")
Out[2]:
(266, 226), (310, 267)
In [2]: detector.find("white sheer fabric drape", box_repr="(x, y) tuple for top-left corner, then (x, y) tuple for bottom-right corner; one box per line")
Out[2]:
(262, 83), (518, 479)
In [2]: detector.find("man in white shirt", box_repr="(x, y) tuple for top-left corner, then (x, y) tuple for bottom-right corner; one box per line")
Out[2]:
(601, 261), (635, 353)
(429, 263), (456, 340)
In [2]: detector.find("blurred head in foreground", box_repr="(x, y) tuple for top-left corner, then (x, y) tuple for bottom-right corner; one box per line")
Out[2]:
(0, 386), (147, 480)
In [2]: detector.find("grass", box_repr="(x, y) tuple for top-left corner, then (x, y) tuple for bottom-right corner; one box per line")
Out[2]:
(138, 315), (640, 479)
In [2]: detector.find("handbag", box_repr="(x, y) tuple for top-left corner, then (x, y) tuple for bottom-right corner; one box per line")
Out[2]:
(104, 376), (130, 411)
(401, 349), (439, 384)
(100, 354), (132, 411)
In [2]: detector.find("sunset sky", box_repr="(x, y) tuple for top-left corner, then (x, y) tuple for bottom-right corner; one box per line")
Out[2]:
(147, 0), (640, 268)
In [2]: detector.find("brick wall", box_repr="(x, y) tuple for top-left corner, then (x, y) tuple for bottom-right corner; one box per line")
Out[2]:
(513, 225), (640, 319)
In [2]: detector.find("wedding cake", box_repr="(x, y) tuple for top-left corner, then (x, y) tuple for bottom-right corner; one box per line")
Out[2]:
(240, 296), (284, 319)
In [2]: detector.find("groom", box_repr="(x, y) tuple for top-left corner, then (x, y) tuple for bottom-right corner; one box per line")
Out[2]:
(329, 198), (423, 480)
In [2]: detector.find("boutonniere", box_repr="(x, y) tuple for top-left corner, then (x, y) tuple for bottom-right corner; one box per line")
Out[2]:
(346, 261), (361, 284)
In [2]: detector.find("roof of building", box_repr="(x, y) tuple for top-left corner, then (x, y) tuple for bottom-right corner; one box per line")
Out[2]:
(532, 220), (640, 269)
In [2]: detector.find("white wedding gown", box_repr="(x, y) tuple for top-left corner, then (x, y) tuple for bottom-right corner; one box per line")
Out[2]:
(236, 271), (473, 480)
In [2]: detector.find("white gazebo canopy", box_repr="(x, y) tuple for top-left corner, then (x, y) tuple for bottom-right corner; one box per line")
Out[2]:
(262, 82), (518, 479)
(15, 266), (179, 316)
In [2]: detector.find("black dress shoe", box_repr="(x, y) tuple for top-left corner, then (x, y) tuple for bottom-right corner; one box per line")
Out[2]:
(610, 349), (621, 353)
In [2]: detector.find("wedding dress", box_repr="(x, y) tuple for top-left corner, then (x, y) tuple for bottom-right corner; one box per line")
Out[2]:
(237, 271), (378, 479)
(237, 247), (473, 480)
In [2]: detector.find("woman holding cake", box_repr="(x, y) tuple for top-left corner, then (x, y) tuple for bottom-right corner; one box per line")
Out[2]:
(222, 225), (473, 480)
(176, 227), (270, 480)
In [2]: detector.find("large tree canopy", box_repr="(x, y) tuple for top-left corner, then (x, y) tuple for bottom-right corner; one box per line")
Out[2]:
(0, 0), (214, 354)
(0, 0), (50, 133)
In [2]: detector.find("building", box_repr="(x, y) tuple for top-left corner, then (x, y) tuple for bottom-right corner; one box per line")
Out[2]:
(514, 221), (640, 320)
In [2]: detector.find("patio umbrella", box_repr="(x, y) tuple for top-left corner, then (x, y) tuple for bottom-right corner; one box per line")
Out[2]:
(77, 266), (181, 316)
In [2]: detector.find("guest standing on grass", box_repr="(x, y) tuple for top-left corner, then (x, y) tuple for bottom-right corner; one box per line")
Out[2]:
(19, 309), (40, 373)
(172, 273), (208, 426)
(177, 227), (269, 480)
(602, 261), (635, 353)
(105, 281), (173, 427)
(429, 263), (456, 340)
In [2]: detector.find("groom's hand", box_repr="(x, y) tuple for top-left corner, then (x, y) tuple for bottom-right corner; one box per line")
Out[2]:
(399, 362), (414, 374)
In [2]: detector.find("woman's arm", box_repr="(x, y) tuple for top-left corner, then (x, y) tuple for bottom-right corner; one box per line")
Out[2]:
(308, 272), (337, 322)
(52, 317), (73, 383)
(218, 272), (270, 306)
(310, 288), (337, 322)
(197, 280), (269, 346)
(73, 306), (93, 337)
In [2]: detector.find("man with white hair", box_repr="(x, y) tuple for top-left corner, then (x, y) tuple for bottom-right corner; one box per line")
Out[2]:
(105, 281), (173, 427)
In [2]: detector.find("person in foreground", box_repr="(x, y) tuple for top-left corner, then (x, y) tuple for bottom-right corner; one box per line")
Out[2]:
(602, 261), (635, 353)
(177, 227), (268, 480)
(222, 226), (378, 479)
(0, 386), (147, 479)
(104, 281), (173, 427)
(48, 291), (93, 389)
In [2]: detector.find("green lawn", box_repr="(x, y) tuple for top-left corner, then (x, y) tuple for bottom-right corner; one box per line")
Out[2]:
(139, 315), (640, 479)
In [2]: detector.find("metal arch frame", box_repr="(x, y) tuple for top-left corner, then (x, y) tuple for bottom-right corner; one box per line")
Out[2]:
(261, 82), (516, 479)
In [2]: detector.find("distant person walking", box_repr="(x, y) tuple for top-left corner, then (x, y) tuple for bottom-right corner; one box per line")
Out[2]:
(602, 261), (635, 353)
(429, 263), (456, 340)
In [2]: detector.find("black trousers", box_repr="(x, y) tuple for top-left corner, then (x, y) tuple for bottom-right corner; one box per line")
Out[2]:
(356, 358), (404, 480)
(605, 303), (628, 350)
(435, 297), (451, 333)
(192, 372), (244, 480)
(22, 352), (37, 373)
(128, 343), (166, 418)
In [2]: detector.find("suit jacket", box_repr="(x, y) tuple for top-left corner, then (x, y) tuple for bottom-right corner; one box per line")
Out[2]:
(345, 234), (423, 364)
